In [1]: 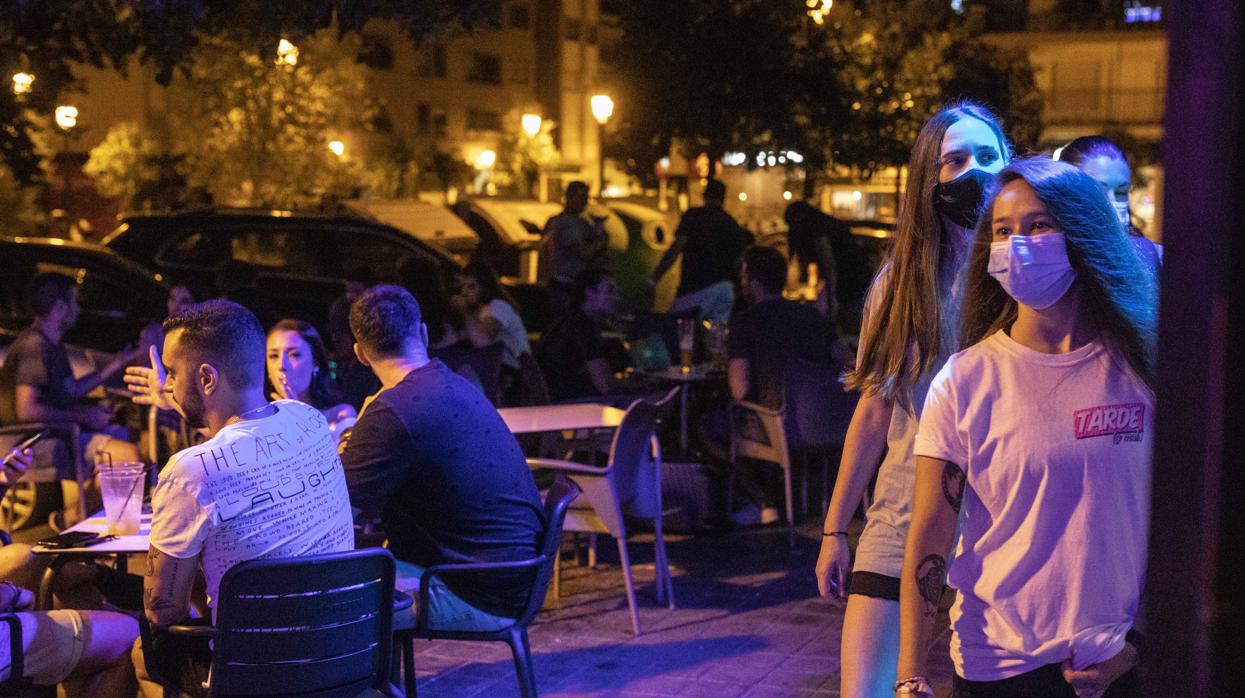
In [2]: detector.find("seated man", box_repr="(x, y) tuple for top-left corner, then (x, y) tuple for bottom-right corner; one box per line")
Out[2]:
(706, 245), (839, 525)
(340, 285), (544, 630)
(535, 268), (625, 402)
(126, 301), (354, 696)
(1, 446), (138, 696)
(0, 272), (146, 526)
(728, 245), (839, 409)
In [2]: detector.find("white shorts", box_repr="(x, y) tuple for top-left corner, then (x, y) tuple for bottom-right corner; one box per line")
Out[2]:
(12, 609), (87, 685)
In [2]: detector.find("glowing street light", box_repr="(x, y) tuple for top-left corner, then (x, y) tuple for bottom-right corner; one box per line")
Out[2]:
(806, 0), (833, 24)
(590, 94), (615, 125)
(11, 72), (34, 96)
(475, 149), (497, 169)
(590, 94), (614, 197)
(521, 113), (543, 138)
(328, 140), (345, 157)
(276, 38), (299, 66)
(54, 105), (79, 131)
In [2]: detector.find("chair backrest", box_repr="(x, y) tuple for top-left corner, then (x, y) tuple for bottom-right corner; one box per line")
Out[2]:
(514, 477), (580, 627)
(208, 548), (397, 697)
(433, 342), (507, 405)
(783, 357), (857, 450)
(606, 400), (661, 507)
(513, 351), (551, 407)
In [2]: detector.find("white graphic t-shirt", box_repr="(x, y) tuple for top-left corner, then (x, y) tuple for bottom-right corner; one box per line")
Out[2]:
(915, 330), (1151, 681)
(150, 400), (354, 613)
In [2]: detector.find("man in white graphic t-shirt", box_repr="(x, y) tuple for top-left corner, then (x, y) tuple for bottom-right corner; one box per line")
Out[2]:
(123, 300), (353, 697)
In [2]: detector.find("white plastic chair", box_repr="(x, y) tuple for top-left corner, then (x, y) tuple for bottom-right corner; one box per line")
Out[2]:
(526, 398), (669, 635)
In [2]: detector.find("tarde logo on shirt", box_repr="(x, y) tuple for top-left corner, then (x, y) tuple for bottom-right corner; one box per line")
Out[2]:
(1074, 402), (1146, 444)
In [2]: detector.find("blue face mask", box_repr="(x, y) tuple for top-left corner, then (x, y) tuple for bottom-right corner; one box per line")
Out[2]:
(987, 233), (1077, 309)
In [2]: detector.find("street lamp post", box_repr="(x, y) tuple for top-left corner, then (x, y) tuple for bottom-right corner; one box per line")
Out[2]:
(54, 105), (79, 218)
(521, 112), (548, 202)
(590, 94), (614, 198)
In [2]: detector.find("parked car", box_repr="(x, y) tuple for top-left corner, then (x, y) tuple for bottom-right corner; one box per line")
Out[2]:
(0, 236), (168, 353)
(101, 208), (460, 331)
(1, 236), (168, 529)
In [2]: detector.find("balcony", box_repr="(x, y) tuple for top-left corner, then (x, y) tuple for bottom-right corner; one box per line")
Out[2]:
(1044, 87), (1164, 126)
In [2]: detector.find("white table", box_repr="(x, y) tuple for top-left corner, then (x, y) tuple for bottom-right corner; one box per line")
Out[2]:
(498, 403), (626, 434)
(31, 511), (151, 609)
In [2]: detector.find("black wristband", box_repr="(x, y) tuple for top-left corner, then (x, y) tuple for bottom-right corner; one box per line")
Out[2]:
(822, 531), (848, 537)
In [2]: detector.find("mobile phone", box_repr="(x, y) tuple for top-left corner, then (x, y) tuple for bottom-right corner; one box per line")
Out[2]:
(14, 429), (50, 452)
(36, 531), (116, 549)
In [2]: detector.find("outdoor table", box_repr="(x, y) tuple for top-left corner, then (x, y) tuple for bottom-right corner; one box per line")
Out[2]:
(637, 365), (726, 453)
(31, 510), (152, 610)
(498, 402), (626, 434)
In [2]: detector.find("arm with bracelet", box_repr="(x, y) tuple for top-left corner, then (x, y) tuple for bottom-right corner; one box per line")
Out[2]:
(894, 455), (963, 697)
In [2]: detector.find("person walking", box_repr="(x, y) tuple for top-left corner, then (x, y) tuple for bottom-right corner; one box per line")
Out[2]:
(813, 100), (1011, 697)
(648, 179), (753, 322)
(895, 157), (1154, 697)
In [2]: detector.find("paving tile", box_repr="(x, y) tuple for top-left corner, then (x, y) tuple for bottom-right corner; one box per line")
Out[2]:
(405, 520), (952, 696)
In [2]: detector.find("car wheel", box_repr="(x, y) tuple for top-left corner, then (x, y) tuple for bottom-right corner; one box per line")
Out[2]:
(1, 482), (61, 530)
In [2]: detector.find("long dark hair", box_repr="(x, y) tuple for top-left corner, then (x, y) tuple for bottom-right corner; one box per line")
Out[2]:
(961, 157), (1157, 391)
(461, 259), (518, 310)
(267, 319), (345, 409)
(847, 99), (1011, 407)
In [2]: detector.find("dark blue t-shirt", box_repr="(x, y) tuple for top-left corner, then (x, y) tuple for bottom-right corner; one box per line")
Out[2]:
(340, 359), (544, 617)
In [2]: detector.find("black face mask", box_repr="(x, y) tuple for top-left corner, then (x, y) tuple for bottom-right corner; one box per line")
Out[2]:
(933, 168), (994, 229)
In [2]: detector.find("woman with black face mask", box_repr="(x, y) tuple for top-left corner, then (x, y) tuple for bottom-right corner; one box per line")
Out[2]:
(814, 100), (1011, 698)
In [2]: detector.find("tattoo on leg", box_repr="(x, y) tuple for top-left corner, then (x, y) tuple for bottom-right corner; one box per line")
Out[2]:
(941, 461), (966, 510)
(916, 554), (946, 618)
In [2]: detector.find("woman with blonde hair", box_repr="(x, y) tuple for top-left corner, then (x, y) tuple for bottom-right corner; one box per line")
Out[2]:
(895, 157), (1155, 696)
(814, 99), (1011, 697)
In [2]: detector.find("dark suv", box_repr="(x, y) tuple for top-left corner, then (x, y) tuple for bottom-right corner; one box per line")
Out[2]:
(0, 236), (168, 353)
(102, 208), (459, 330)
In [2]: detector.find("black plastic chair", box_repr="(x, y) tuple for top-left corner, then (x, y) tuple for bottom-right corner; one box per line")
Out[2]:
(432, 342), (507, 405)
(395, 476), (580, 698)
(152, 548), (404, 697)
(0, 612), (23, 697)
(784, 357), (859, 515)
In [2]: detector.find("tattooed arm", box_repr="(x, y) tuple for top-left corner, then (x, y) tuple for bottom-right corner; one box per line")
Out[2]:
(143, 546), (201, 627)
(896, 455), (965, 691)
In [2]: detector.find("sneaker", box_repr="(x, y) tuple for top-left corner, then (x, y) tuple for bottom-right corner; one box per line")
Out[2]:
(730, 503), (761, 527)
(759, 506), (780, 525)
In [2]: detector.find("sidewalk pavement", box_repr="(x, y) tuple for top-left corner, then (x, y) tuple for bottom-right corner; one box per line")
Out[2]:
(407, 521), (955, 697)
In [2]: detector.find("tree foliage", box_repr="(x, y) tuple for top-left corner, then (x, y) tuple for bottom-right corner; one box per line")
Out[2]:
(608, 0), (826, 177)
(168, 33), (369, 208)
(609, 0), (1043, 184)
(84, 121), (161, 202)
(0, 0), (495, 185)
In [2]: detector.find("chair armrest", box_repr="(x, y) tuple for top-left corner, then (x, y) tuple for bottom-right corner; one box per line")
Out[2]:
(413, 557), (546, 631)
(731, 400), (783, 418)
(165, 624), (217, 638)
(526, 457), (608, 475)
(0, 613), (22, 691)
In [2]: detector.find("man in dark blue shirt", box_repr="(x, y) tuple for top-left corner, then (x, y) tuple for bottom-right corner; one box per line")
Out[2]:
(340, 285), (544, 627)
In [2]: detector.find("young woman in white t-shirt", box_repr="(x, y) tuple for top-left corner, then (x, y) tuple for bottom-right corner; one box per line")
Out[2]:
(451, 261), (532, 370)
(895, 157), (1157, 697)
(814, 100), (1011, 697)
